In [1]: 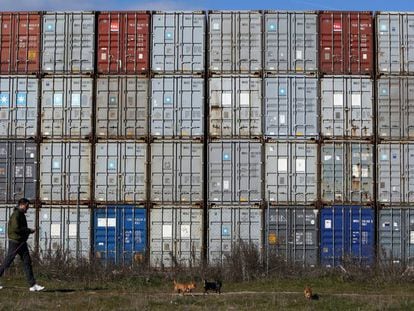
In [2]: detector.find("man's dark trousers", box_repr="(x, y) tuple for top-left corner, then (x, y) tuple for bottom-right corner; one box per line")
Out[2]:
(0, 240), (35, 286)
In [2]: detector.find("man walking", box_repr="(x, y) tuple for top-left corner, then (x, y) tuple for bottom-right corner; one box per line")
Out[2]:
(0, 198), (44, 291)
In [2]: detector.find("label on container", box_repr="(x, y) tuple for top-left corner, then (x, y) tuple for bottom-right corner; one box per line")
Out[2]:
(278, 158), (288, 172)
(223, 180), (229, 190)
(333, 93), (343, 106)
(296, 159), (306, 172)
(0, 93), (9, 107)
(213, 23), (220, 30)
(333, 22), (342, 32)
(53, 93), (63, 106)
(240, 92), (250, 106)
(296, 50), (303, 60)
(325, 219), (332, 229)
(351, 94), (361, 107)
(69, 223), (77, 237)
(162, 224), (172, 238)
(28, 50), (36, 61)
(279, 114), (286, 125)
(51, 223), (60, 237)
(101, 53), (107, 60)
(110, 22), (119, 32)
(268, 233), (277, 245)
(181, 225), (190, 238)
(222, 93), (232, 106)
(410, 231), (414, 244)
(97, 218), (116, 227)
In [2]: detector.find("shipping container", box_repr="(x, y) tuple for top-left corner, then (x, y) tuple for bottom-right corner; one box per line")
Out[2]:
(208, 206), (262, 264)
(42, 12), (95, 73)
(38, 205), (90, 259)
(0, 12), (41, 74)
(319, 12), (373, 75)
(40, 141), (91, 203)
(378, 143), (414, 203)
(41, 77), (93, 138)
(95, 142), (146, 203)
(150, 206), (202, 268)
(151, 77), (204, 138)
(265, 142), (317, 204)
(209, 11), (262, 73)
(320, 206), (375, 267)
(264, 11), (318, 73)
(321, 76), (373, 138)
(152, 12), (205, 74)
(151, 142), (203, 203)
(209, 76), (261, 138)
(0, 141), (37, 203)
(377, 13), (414, 75)
(321, 142), (373, 203)
(209, 141), (262, 203)
(377, 77), (414, 139)
(378, 207), (414, 265)
(266, 207), (318, 266)
(0, 76), (38, 138)
(264, 76), (318, 139)
(96, 76), (148, 139)
(0, 205), (35, 254)
(97, 12), (150, 74)
(94, 205), (146, 264)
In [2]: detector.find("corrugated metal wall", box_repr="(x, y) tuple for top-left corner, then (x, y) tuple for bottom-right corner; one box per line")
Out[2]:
(0, 10), (413, 268)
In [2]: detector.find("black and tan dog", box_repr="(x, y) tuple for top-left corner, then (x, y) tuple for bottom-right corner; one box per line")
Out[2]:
(203, 279), (222, 294)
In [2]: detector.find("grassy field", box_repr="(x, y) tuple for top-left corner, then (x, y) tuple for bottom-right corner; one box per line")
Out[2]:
(1, 271), (414, 310)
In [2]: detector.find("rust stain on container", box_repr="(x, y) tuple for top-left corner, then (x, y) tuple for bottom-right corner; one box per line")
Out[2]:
(0, 12), (41, 74)
(97, 11), (150, 74)
(319, 11), (373, 75)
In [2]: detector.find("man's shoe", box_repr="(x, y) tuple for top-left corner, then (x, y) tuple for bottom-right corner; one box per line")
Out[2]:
(29, 284), (44, 292)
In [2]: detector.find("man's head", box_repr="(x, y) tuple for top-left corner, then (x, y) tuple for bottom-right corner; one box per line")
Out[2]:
(18, 198), (30, 213)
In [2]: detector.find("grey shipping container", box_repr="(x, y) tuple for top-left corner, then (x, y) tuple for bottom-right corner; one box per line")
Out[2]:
(264, 76), (318, 138)
(95, 142), (146, 203)
(0, 141), (37, 203)
(41, 77), (93, 138)
(42, 12), (95, 73)
(266, 207), (318, 266)
(378, 143), (414, 203)
(377, 13), (414, 74)
(0, 76), (38, 138)
(151, 142), (203, 203)
(96, 77), (148, 139)
(265, 142), (317, 204)
(209, 141), (262, 203)
(0, 205), (35, 254)
(377, 77), (414, 139)
(208, 206), (262, 264)
(151, 77), (204, 138)
(150, 206), (203, 268)
(321, 77), (373, 138)
(40, 141), (91, 203)
(264, 11), (318, 73)
(38, 205), (90, 259)
(209, 76), (261, 138)
(209, 11), (262, 73)
(321, 142), (373, 203)
(378, 207), (414, 265)
(152, 12), (205, 73)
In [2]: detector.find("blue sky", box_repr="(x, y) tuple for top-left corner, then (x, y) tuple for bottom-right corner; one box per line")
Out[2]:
(1, 0), (414, 11)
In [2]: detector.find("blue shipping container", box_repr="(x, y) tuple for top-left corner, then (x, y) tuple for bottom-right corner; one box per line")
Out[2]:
(94, 205), (146, 264)
(320, 206), (375, 267)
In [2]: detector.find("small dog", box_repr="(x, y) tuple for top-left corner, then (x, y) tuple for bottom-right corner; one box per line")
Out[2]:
(304, 286), (319, 300)
(173, 280), (196, 295)
(203, 279), (222, 294)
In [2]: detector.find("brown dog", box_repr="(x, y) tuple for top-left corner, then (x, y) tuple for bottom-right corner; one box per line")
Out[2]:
(173, 280), (197, 295)
(304, 286), (319, 300)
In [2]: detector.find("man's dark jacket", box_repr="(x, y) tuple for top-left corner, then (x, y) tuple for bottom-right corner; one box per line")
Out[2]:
(8, 208), (31, 243)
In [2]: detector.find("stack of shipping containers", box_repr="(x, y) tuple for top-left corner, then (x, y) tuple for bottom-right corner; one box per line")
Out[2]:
(318, 11), (375, 267)
(376, 13), (414, 266)
(0, 12), (40, 254)
(149, 12), (205, 268)
(263, 11), (319, 267)
(207, 11), (263, 264)
(39, 12), (95, 259)
(93, 11), (150, 264)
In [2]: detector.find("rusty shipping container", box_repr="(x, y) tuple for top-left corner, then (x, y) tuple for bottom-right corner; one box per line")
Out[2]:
(0, 12), (41, 74)
(97, 12), (150, 74)
(319, 11), (374, 75)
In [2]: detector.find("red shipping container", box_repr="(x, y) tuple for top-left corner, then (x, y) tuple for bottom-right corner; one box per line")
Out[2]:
(319, 11), (373, 75)
(0, 12), (41, 74)
(97, 12), (150, 74)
